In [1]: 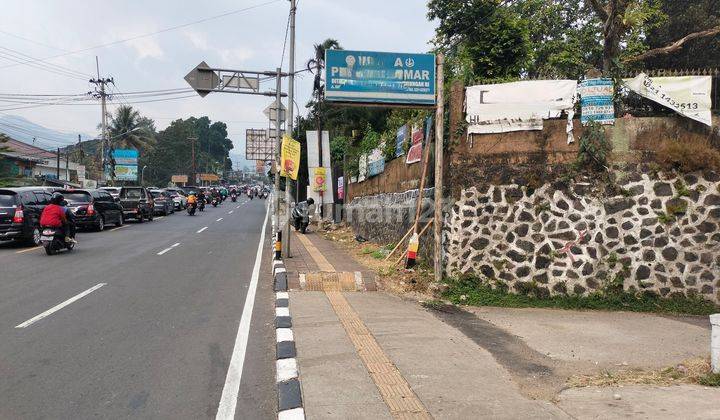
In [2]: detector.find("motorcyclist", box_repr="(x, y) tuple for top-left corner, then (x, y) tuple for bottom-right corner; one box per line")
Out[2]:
(39, 193), (76, 243)
(187, 192), (198, 209)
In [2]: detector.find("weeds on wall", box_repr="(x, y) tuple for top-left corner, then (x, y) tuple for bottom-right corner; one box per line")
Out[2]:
(576, 121), (613, 172)
(635, 124), (720, 172)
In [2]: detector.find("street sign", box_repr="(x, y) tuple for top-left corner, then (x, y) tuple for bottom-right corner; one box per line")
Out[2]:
(325, 50), (436, 106)
(246, 128), (277, 161)
(263, 102), (287, 125)
(222, 74), (259, 91)
(184, 61), (220, 98)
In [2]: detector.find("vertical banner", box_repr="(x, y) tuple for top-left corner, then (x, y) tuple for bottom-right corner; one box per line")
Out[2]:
(367, 144), (385, 176)
(395, 125), (407, 157)
(358, 153), (367, 182)
(579, 78), (615, 125)
(406, 124), (424, 164)
(337, 176), (345, 200)
(306, 131), (330, 168)
(312, 167), (327, 192)
(280, 135), (300, 180)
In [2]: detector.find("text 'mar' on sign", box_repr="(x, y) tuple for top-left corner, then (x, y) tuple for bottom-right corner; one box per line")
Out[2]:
(324, 50), (436, 106)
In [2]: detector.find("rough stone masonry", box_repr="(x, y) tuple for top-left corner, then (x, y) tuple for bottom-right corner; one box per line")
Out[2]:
(445, 167), (720, 303)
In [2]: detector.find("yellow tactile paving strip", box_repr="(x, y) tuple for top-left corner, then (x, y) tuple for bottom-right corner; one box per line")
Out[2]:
(326, 291), (432, 419)
(294, 232), (432, 419)
(294, 233), (335, 271)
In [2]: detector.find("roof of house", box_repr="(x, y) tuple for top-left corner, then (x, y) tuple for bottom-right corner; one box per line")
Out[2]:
(3, 137), (56, 160)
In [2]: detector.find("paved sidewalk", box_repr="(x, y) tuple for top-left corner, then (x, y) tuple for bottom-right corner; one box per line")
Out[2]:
(285, 231), (567, 419)
(284, 229), (720, 420)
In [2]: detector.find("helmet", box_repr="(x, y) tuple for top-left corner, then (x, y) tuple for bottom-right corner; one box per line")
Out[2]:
(306, 198), (315, 205)
(51, 192), (64, 205)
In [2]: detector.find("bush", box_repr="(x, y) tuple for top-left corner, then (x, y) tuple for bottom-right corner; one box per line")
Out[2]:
(577, 121), (612, 171)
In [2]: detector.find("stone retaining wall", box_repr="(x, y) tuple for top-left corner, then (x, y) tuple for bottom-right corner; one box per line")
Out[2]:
(445, 169), (720, 303)
(346, 188), (435, 262)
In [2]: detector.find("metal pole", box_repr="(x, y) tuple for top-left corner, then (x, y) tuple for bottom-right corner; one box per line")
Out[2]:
(56, 148), (61, 180)
(97, 56), (108, 185)
(282, 0), (296, 258)
(189, 137), (197, 185)
(65, 152), (70, 181)
(274, 68), (282, 241)
(433, 54), (445, 284)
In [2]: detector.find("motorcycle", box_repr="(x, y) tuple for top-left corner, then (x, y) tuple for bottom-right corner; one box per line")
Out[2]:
(198, 200), (205, 212)
(212, 197), (219, 207)
(40, 227), (75, 255)
(187, 202), (197, 216)
(231, 193), (237, 202)
(291, 202), (311, 234)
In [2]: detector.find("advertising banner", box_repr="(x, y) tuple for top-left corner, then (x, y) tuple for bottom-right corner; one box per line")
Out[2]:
(312, 167), (327, 192)
(466, 80), (577, 142)
(306, 130), (330, 168)
(358, 153), (367, 182)
(337, 176), (345, 200)
(367, 145), (385, 177)
(112, 149), (139, 181)
(579, 78), (615, 125)
(171, 175), (188, 184)
(280, 135), (301, 180)
(325, 49), (436, 105)
(622, 73), (712, 126)
(395, 125), (407, 157)
(406, 124), (424, 164)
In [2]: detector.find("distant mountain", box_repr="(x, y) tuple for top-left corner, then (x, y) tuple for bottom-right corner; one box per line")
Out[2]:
(0, 115), (96, 150)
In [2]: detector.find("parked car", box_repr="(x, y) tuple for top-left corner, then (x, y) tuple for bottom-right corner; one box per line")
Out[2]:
(57, 189), (124, 231)
(119, 186), (154, 222)
(149, 189), (174, 216)
(0, 187), (52, 246)
(99, 187), (122, 199)
(166, 188), (187, 210)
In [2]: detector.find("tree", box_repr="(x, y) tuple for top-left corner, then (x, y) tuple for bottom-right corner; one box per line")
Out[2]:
(585, 0), (720, 72)
(428, 0), (531, 82)
(108, 105), (156, 150)
(0, 133), (12, 178)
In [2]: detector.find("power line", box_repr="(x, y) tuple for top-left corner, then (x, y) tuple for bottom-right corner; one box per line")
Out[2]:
(0, 49), (89, 81)
(0, 0), (283, 70)
(0, 45), (91, 77)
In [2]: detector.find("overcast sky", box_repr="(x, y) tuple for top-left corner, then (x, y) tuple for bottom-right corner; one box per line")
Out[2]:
(0, 0), (436, 167)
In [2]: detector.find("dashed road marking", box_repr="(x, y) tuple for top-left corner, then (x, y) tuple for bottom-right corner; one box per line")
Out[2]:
(228, 210), (234, 214)
(197, 227), (208, 233)
(216, 218), (223, 222)
(15, 283), (106, 328)
(111, 225), (129, 232)
(157, 242), (181, 255)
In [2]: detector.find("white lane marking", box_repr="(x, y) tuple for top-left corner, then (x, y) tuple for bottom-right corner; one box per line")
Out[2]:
(236, 205), (240, 209)
(276, 292), (289, 300)
(276, 307), (290, 317)
(197, 227), (208, 233)
(157, 242), (181, 255)
(228, 210), (234, 214)
(15, 283), (106, 328)
(276, 358), (298, 382)
(216, 218), (223, 222)
(111, 225), (129, 232)
(216, 204), (270, 420)
(155, 216), (164, 220)
(276, 328), (294, 343)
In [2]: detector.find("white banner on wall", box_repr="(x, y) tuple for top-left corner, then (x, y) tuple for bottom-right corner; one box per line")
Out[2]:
(622, 73), (712, 127)
(306, 130), (331, 168)
(465, 80), (577, 143)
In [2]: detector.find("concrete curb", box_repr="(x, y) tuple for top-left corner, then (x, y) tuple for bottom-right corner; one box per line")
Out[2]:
(273, 259), (305, 420)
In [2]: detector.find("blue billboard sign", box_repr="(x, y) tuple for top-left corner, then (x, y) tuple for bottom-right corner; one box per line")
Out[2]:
(111, 149), (139, 181)
(325, 50), (436, 105)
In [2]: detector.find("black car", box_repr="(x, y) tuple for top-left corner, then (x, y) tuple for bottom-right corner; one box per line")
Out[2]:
(0, 187), (53, 246)
(58, 189), (124, 231)
(149, 189), (174, 216)
(119, 187), (154, 222)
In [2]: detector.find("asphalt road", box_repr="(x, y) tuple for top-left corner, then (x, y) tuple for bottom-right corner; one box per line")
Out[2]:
(0, 197), (276, 419)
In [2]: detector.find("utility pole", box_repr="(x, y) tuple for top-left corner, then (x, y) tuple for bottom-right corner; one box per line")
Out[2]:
(56, 148), (61, 180)
(314, 51), (324, 220)
(274, 67), (282, 240)
(65, 151), (70, 181)
(189, 137), (198, 185)
(89, 56), (113, 185)
(433, 54), (445, 284)
(282, 0), (297, 257)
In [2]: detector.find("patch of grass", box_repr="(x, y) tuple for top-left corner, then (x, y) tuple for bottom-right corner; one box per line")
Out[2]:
(371, 250), (386, 259)
(569, 357), (714, 388)
(656, 211), (676, 224)
(698, 372), (720, 387)
(674, 180), (691, 197)
(421, 299), (446, 310)
(534, 201), (551, 215)
(442, 275), (719, 316)
(361, 246), (375, 255)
